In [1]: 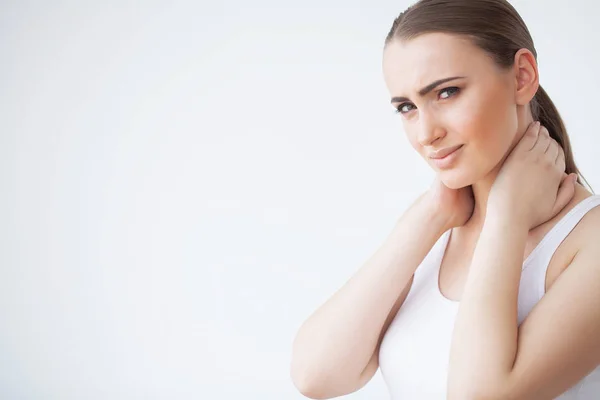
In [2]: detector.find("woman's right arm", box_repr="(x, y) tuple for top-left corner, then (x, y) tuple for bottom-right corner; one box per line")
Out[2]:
(290, 193), (448, 399)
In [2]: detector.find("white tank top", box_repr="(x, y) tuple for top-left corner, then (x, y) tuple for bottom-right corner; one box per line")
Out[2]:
(379, 194), (600, 399)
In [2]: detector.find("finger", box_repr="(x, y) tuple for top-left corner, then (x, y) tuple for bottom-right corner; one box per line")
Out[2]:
(552, 173), (576, 217)
(555, 143), (566, 172)
(534, 126), (551, 154)
(547, 137), (559, 161)
(543, 128), (554, 154)
(522, 121), (542, 151)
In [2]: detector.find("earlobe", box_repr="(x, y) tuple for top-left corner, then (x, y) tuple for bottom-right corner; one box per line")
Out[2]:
(513, 49), (539, 105)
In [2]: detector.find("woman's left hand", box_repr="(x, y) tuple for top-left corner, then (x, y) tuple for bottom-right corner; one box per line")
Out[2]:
(488, 121), (578, 230)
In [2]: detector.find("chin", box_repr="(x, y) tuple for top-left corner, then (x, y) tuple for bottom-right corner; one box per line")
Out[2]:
(438, 169), (473, 190)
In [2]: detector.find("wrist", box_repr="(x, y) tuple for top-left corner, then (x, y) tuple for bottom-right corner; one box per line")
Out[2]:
(485, 205), (528, 232)
(414, 193), (452, 233)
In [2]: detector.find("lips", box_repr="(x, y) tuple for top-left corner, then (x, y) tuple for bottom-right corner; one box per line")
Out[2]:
(429, 145), (463, 159)
(430, 145), (464, 169)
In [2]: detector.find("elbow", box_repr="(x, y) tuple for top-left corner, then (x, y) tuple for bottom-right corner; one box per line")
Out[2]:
(290, 336), (359, 399)
(290, 371), (330, 399)
(290, 359), (345, 399)
(290, 368), (362, 400)
(290, 338), (333, 398)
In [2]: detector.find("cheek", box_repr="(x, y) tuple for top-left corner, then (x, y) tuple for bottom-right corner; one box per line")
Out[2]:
(456, 88), (517, 165)
(436, 90), (517, 187)
(404, 85), (517, 179)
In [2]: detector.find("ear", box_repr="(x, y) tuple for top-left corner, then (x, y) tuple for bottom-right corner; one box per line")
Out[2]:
(513, 48), (539, 105)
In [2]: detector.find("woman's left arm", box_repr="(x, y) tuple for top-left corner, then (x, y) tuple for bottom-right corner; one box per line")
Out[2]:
(448, 210), (600, 400)
(447, 122), (600, 399)
(447, 210), (526, 398)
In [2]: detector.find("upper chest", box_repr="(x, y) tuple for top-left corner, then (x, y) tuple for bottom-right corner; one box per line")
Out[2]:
(439, 232), (575, 301)
(439, 191), (594, 301)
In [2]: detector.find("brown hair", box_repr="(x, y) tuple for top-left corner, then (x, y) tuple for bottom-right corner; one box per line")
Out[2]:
(385, 0), (593, 192)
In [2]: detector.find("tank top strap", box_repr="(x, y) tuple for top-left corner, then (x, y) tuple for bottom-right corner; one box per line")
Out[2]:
(414, 228), (452, 281)
(523, 194), (600, 272)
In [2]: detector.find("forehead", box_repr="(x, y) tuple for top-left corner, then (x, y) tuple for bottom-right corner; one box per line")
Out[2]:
(382, 32), (493, 94)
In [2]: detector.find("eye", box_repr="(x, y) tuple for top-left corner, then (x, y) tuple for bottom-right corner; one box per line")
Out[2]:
(393, 86), (460, 115)
(394, 103), (415, 115)
(439, 86), (460, 99)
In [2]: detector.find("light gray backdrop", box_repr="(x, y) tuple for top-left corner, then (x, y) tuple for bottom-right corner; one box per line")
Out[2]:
(1, 0), (599, 399)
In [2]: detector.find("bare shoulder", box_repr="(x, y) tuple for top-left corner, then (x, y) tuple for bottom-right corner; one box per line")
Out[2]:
(572, 194), (600, 248)
(543, 187), (600, 292)
(559, 188), (600, 260)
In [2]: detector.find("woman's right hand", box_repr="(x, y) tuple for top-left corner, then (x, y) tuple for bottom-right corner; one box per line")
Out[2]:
(422, 175), (475, 231)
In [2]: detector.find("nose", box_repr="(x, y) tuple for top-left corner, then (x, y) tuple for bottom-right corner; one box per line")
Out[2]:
(416, 112), (446, 147)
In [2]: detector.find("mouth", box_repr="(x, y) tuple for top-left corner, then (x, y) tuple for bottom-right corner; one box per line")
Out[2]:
(430, 145), (464, 169)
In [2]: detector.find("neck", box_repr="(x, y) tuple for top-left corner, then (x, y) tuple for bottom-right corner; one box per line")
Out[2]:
(463, 163), (502, 232)
(461, 111), (536, 233)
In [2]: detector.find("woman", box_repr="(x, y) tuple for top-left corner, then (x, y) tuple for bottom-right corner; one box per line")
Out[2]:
(291, 1), (600, 399)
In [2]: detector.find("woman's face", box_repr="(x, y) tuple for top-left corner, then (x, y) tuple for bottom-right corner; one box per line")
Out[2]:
(382, 33), (522, 189)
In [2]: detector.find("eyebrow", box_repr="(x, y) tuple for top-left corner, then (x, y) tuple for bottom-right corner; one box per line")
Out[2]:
(390, 76), (466, 104)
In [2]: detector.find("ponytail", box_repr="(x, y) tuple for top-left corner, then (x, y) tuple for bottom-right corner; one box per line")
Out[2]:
(386, 0), (594, 193)
(531, 85), (594, 193)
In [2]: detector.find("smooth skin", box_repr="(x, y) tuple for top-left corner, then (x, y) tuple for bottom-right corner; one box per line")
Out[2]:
(291, 32), (600, 399)
(384, 33), (600, 399)
(447, 121), (587, 399)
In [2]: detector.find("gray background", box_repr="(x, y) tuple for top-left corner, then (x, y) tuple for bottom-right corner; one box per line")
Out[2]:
(1, 0), (599, 398)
